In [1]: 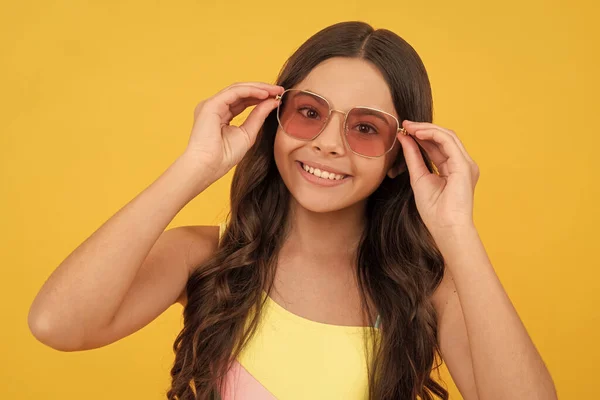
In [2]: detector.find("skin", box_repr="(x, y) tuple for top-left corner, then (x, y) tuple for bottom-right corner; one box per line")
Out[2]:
(27, 52), (555, 398)
(272, 57), (405, 326)
(270, 57), (557, 399)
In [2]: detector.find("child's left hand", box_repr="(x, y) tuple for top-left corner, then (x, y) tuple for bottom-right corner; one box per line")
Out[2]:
(397, 120), (480, 238)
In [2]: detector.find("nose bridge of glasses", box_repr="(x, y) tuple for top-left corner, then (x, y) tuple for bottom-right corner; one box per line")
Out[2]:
(326, 108), (348, 129)
(312, 108), (348, 153)
(330, 108), (348, 117)
(319, 107), (346, 135)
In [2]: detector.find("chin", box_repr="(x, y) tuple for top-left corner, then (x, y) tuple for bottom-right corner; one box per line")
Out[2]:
(287, 186), (364, 214)
(293, 195), (344, 213)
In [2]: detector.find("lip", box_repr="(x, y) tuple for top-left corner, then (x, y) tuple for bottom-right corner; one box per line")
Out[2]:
(297, 160), (351, 177)
(296, 161), (351, 187)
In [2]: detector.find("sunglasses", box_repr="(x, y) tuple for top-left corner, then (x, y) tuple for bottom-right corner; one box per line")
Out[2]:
(274, 89), (407, 158)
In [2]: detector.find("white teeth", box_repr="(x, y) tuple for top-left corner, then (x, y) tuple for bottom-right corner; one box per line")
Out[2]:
(302, 163), (346, 180)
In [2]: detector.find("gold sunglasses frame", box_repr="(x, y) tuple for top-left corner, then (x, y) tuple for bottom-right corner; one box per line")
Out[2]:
(274, 88), (408, 159)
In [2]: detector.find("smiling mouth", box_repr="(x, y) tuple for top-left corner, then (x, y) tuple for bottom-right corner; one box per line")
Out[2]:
(298, 161), (350, 180)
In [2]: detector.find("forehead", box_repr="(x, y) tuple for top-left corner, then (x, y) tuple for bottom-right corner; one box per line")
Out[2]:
(293, 57), (397, 118)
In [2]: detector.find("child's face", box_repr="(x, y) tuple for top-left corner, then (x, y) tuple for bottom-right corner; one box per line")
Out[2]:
(273, 57), (403, 213)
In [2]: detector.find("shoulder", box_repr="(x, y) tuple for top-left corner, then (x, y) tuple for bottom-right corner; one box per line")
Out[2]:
(171, 224), (222, 306)
(177, 225), (222, 272)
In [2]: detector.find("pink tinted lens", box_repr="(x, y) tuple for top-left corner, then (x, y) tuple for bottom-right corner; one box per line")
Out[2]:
(345, 107), (398, 157)
(278, 90), (330, 140)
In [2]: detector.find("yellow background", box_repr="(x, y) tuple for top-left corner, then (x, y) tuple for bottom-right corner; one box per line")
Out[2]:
(1, 0), (597, 398)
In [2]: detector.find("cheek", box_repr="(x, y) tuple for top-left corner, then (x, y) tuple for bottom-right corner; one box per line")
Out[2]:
(273, 129), (297, 176)
(273, 132), (284, 175)
(274, 128), (295, 155)
(273, 130), (284, 161)
(354, 158), (389, 183)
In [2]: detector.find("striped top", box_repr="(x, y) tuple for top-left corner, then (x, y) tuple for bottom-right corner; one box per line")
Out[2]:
(217, 221), (382, 399)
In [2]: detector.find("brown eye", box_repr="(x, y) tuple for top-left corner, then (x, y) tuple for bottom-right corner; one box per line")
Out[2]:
(355, 123), (378, 135)
(299, 107), (320, 120)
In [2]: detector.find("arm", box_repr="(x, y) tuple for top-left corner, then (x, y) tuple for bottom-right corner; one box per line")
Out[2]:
(28, 82), (282, 352)
(432, 225), (557, 400)
(431, 266), (479, 400)
(397, 120), (557, 399)
(28, 154), (216, 351)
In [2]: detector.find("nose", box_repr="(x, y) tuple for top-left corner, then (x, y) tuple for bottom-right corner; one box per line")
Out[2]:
(311, 110), (348, 156)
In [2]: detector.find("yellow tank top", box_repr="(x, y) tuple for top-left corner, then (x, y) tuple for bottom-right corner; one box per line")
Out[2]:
(217, 221), (382, 399)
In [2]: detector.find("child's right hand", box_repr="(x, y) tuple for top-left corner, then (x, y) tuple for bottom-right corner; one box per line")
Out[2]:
(183, 82), (284, 180)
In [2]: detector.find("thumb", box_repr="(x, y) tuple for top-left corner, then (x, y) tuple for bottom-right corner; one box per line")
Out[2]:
(239, 98), (280, 141)
(398, 132), (430, 183)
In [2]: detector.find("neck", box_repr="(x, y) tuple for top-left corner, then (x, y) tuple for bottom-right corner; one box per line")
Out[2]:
(280, 197), (367, 266)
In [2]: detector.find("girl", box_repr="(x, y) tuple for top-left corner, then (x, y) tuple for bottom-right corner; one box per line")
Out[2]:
(28, 21), (556, 400)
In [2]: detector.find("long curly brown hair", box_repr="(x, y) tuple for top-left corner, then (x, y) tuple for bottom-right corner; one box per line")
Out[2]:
(167, 21), (448, 400)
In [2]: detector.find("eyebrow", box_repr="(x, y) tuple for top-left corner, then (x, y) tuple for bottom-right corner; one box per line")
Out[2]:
(295, 89), (329, 108)
(355, 107), (394, 125)
(305, 88), (397, 121)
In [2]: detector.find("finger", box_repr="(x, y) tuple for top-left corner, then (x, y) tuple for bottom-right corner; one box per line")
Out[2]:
(446, 130), (475, 166)
(402, 134), (439, 171)
(397, 131), (432, 184)
(229, 97), (267, 118)
(207, 86), (271, 122)
(410, 128), (469, 174)
(220, 96), (275, 123)
(406, 122), (480, 183)
(403, 121), (473, 164)
(239, 98), (280, 140)
(221, 86), (270, 106)
(409, 137), (449, 176)
(218, 82), (284, 97)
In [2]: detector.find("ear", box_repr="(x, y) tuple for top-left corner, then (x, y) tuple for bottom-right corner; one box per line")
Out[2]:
(387, 158), (407, 179)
